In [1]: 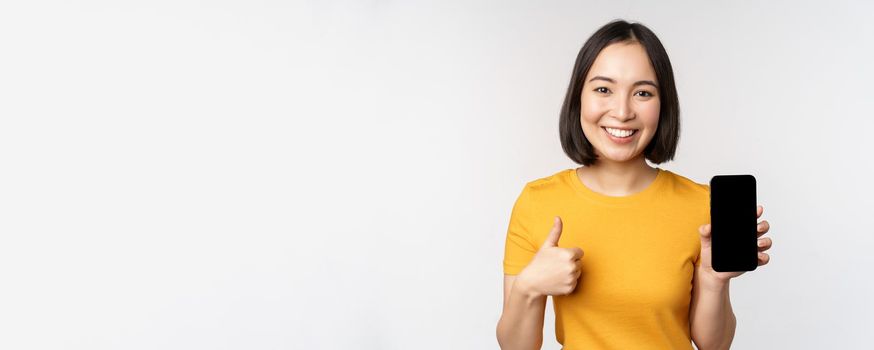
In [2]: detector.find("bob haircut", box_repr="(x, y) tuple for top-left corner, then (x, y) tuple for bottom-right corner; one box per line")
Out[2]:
(559, 19), (680, 166)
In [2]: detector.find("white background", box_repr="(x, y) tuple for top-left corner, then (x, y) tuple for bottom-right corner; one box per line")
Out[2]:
(1, 1), (872, 349)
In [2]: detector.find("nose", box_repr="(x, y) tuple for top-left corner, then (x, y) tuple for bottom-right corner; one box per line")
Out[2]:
(611, 94), (635, 122)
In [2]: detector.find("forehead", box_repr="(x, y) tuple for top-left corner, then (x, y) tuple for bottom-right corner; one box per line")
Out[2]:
(586, 42), (657, 83)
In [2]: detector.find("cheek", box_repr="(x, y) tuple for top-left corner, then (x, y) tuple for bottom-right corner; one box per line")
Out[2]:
(579, 100), (602, 140)
(580, 95), (606, 124)
(640, 101), (661, 129)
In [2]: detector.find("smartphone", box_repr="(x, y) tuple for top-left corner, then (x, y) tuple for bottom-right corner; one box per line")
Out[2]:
(709, 175), (758, 272)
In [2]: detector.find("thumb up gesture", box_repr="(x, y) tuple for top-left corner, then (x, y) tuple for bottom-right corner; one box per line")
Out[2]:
(517, 216), (584, 297)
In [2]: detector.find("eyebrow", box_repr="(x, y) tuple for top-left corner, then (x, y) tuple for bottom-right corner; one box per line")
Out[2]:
(588, 76), (658, 88)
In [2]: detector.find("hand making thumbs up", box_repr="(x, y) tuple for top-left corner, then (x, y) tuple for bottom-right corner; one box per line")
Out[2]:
(517, 216), (584, 297)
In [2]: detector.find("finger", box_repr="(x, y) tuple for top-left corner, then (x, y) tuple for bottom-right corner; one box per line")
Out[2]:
(569, 247), (584, 261)
(542, 216), (563, 248)
(757, 220), (770, 238)
(758, 252), (770, 266)
(699, 223), (711, 238)
(756, 205), (763, 219)
(757, 220), (770, 234)
(757, 237), (772, 252)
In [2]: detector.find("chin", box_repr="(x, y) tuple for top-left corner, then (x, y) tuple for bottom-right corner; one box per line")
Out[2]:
(602, 156), (639, 163)
(596, 150), (644, 163)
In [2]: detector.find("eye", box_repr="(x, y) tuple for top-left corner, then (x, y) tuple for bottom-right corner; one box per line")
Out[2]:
(594, 87), (610, 94)
(635, 90), (654, 97)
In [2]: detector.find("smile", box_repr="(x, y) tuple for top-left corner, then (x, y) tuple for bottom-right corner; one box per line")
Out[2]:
(602, 127), (638, 138)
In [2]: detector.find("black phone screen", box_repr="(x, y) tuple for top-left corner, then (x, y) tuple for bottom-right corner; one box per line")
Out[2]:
(709, 175), (758, 272)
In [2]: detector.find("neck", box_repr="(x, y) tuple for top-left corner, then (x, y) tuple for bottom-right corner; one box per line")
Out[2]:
(577, 156), (659, 196)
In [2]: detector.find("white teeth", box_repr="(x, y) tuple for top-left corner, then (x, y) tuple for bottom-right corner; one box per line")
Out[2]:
(605, 127), (635, 138)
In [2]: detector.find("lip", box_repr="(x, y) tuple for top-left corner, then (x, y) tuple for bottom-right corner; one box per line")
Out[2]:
(602, 126), (638, 144)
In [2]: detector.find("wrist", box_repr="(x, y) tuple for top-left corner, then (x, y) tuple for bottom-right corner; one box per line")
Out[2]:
(697, 269), (731, 292)
(514, 272), (543, 300)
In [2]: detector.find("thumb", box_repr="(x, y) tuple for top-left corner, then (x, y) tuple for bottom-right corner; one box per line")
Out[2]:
(697, 223), (712, 268)
(542, 216), (563, 249)
(698, 223), (712, 249)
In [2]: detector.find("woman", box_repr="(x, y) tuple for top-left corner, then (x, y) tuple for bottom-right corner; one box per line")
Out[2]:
(495, 20), (773, 350)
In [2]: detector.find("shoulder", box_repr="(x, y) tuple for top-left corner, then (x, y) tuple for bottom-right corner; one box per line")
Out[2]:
(521, 168), (574, 196)
(662, 169), (710, 199)
(660, 169), (711, 219)
(512, 168), (575, 208)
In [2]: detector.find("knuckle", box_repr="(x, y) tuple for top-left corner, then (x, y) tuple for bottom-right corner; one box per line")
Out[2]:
(566, 275), (578, 285)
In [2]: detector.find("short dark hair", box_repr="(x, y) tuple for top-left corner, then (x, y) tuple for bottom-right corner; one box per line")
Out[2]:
(559, 19), (680, 166)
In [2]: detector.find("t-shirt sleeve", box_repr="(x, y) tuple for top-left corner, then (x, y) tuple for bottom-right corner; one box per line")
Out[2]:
(502, 184), (539, 275)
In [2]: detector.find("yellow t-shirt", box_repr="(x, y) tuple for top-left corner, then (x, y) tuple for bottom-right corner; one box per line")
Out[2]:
(503, 167), (710, 350)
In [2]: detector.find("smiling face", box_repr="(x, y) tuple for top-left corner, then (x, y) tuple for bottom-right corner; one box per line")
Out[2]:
(580, 41), (661, 164)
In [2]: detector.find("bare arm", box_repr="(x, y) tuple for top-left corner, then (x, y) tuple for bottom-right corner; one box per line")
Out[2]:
(691, 207), (773, 350)
(497, 216), (582, 350)
(496, 274), (547, 350)
(690, 272), (736, 350)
